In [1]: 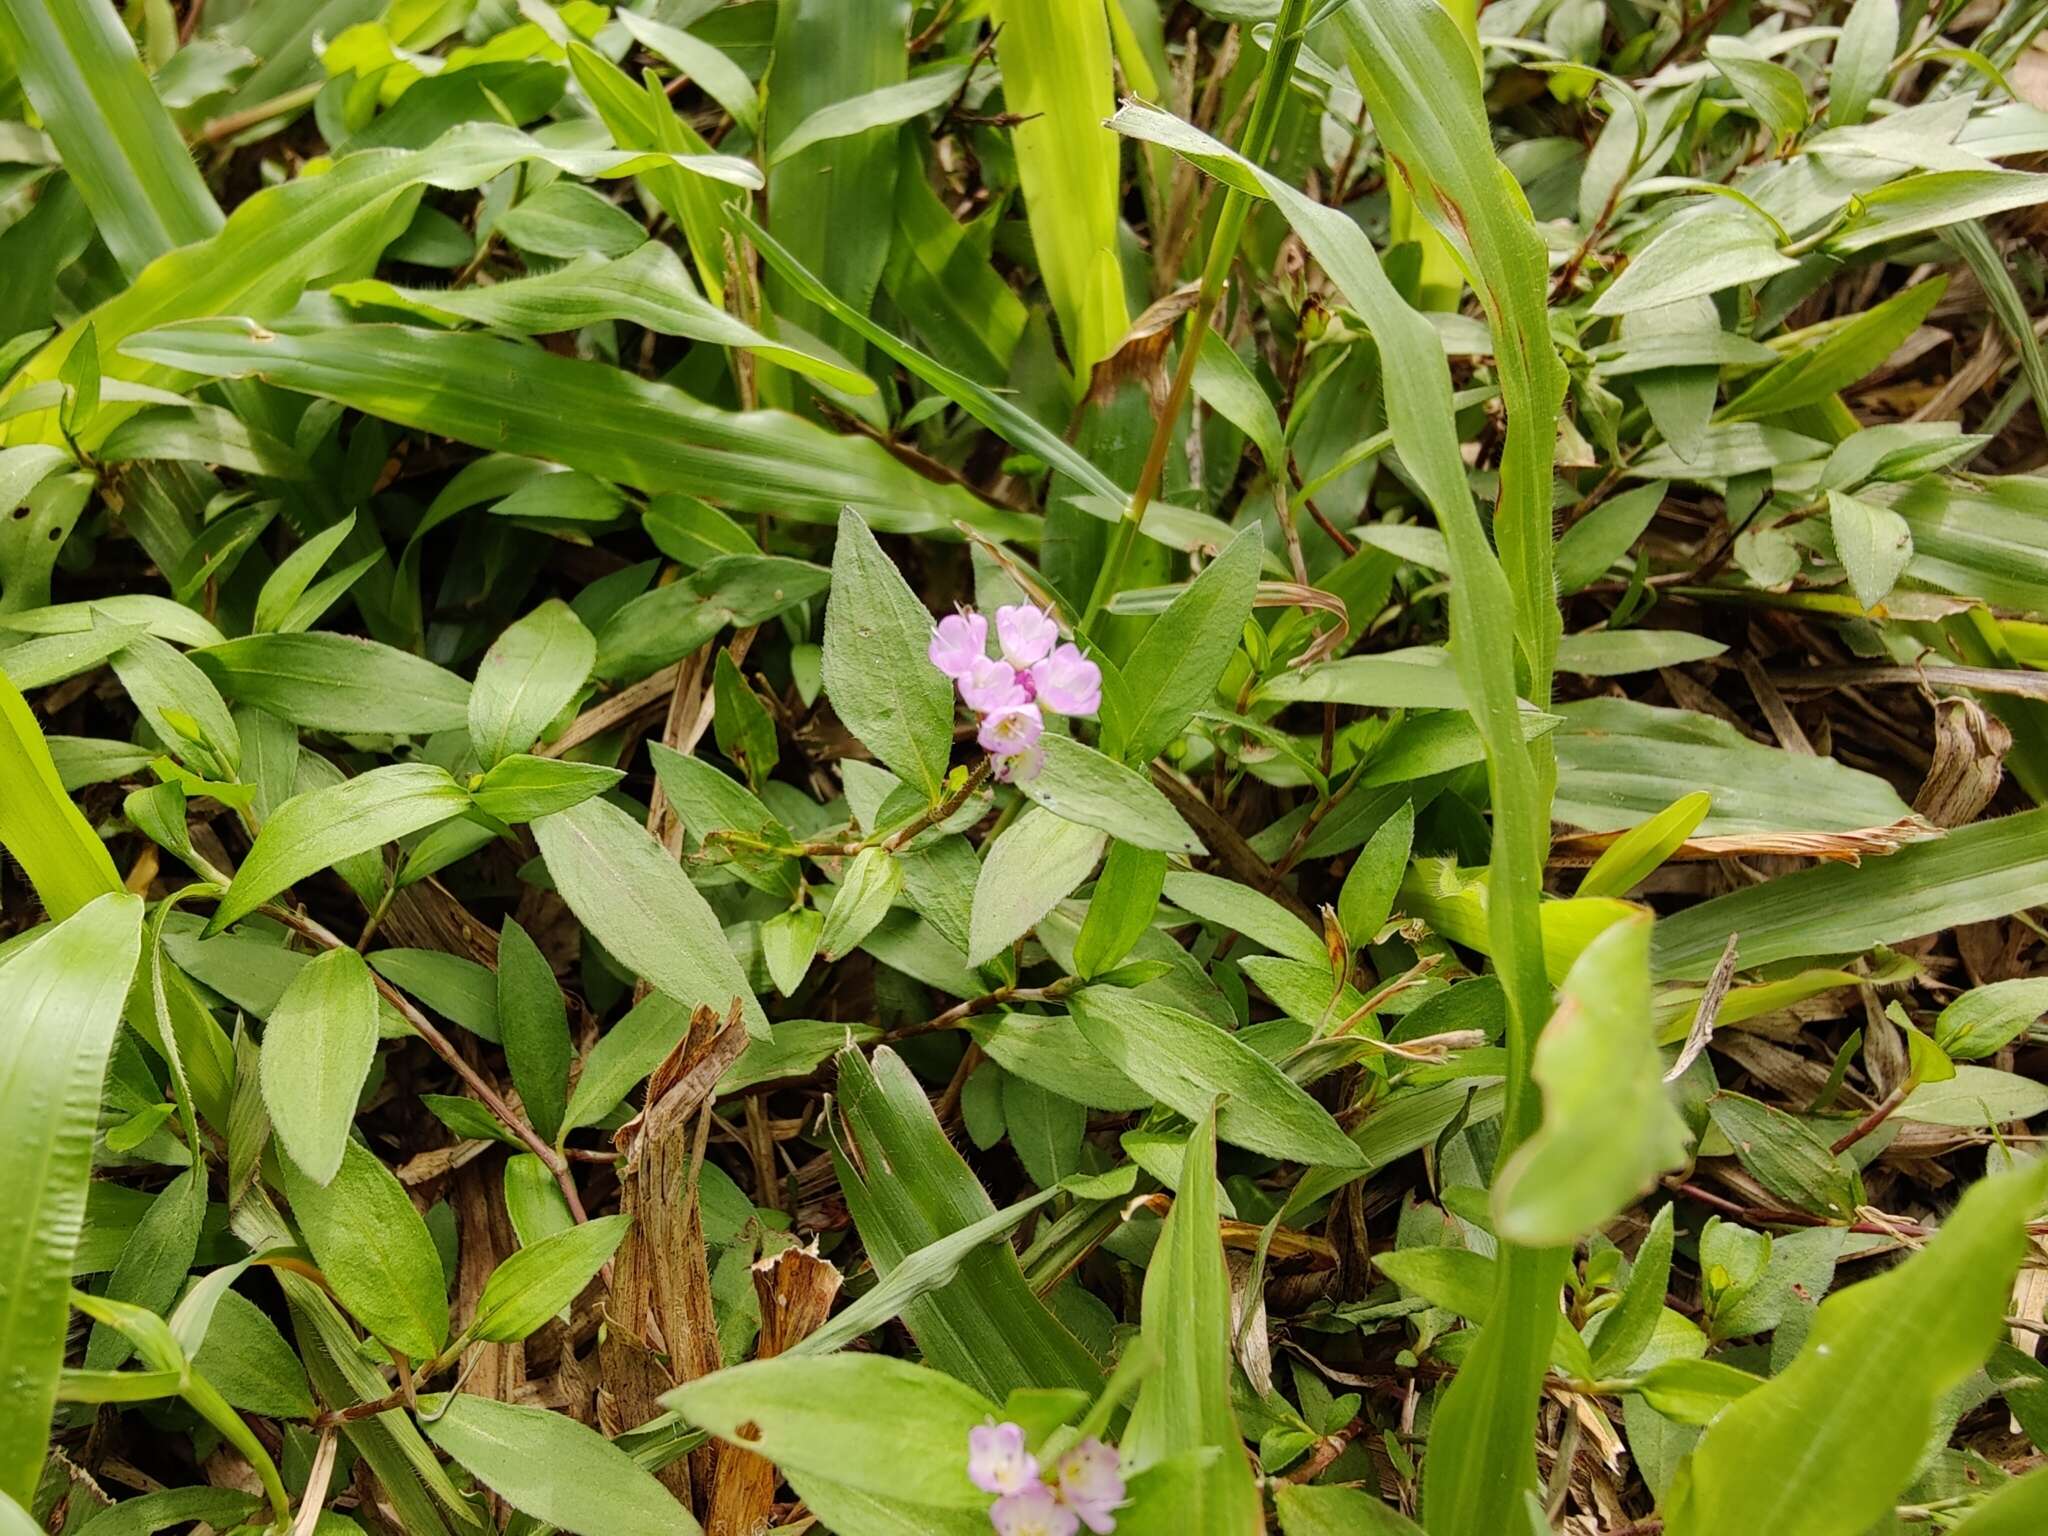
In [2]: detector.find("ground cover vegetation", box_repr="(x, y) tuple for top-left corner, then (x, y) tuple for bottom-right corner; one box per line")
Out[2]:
(5, 1), (2048, 1532)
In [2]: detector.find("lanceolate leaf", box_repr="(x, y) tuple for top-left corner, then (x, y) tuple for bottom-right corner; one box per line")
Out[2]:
(119, 322), (1022, 539)
(280, 1137), (449, 1362)
(467, 599), (594, 770)
(531, 794), (770, 1038)
(468, 1216), (629, 1344)
(259, 947), (379, 1187)
(1653, 807), (2048, 979)
(0, 893), (143, 1501)
(822, 508), (958, 799)
(1070, 988), (1364, 1168)
(2, 122), (756, 446)
(208, 763), (470, 934)
(831, 1046), (1101, 1401)
(1125, 1111), (1262, 1531)
(0, 662), (123, 919)
(0, 0), (221, 277)
(424, 1393), (698, 1536)
(1663, 1161), (2048, 1536)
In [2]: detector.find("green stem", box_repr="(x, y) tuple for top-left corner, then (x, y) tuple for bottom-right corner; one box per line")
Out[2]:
(1079, 0), (1316, 634)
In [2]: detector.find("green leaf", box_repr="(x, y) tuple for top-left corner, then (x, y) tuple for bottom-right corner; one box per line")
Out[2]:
(1276, 1484), (1426, 1534)
(1727, 278), (1946, 422)
(712, 649), (778, 789)
(596, 555), (831, 684)
(496, 181), (648, 260)
(818, 846), (905, 962)
(208, 763), (469, 934)
(1073, 841), (1167, 980)
(469, 599), (594, 769)
(496, 917), (571, 1145)
(1934, 978), (2048, 1060)
(336, 243), (868, 393)
(1652, 807), (2048, 979)
(1125, 1110), (1262, 1530)
(193, 632), (470, 736)
(0, 893), (142, 1501)
(771, 64), (969, 165)
(668, 1354), (991, 1516)
(1705, 1093), (1862, 1219)
(1592, 207), (1797, 316)
(279, 1136), (449, 1362)
(1101, 527), (1260, 764)
(1070, 988), (1364, 1168)
(1556, 698), (1911, 836)
(108, 628), (240, 780)
(823, 508), (957, 801)
(1898, 1065), (2048, 1128)
(258, 947), (378, 1187)
(1555, 482), (1668, 594)
(1631, 1358), (1764, 1424)
(1950, 1464), (2048, 1536)
(531, 792), (770, 1038)
(1705, 38), (1809, 139)
(759, 0), (908, 375)
(187, 1289), (314, 1419)
(469, 755), (622, 823)
(5, 121), (753, 444)
(1578, 793), (1711, 899)
(468, 1215), (629, 1344)
(613, 10), (758, 135)
(71, 1488), (260, 1536)
(1663, 1160), (2048, 1536)
(424, 1393), (698, 1536)
(118, 322), (1025, 541)
(1338, 800), (1414, 942)
(968, 805), (1106, 965)
(1827, 489), (1914, 612)
(1163, 870), (1324, 965)
(1017, 732), (1205, 854)
(760, 906), (824, 997)
(986, 0), (1127, 378)
(830, 1045), (1101, 1400)
(0, 0), (221, 277)
(1494, 915), (1689, 1246)
(652, 744), (800, 899)
(1590, 1202), (1677, 1376)
(1830, 0), (1898, 127)
(252, 513), (358, 636)
(1556, 631), (1726, 676)
(1830, 169), (2048, 254)
(0, 663), (124, 919)
(559, 992), (688, 1135)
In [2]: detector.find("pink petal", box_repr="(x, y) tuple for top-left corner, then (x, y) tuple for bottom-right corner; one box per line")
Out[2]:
(977, 701), (1043, 757)
(959, 657), (1027, 713)
(927, 610), (988, 680)
(996, 604), (1059, 669)
(1030, 644), (1102, 718)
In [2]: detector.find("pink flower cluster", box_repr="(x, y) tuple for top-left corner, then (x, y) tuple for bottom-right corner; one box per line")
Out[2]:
(929, 604), (1102, 781)
(968, 1421), (1124, 1535)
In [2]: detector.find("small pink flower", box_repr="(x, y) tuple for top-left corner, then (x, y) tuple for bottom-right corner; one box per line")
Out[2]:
(929, 610), (989, 680)
(990, 1483), (1078, 1536)
(996, 604), (1059, 670)
(978, 701), (1043, 759)
(1052, 1440), (1124, 1534)
(968, 1422), (1039, 1497)
(1029, 644), (1101, 719)
(992, 742), (1044, 784)
(959, 656), (1028, 714)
